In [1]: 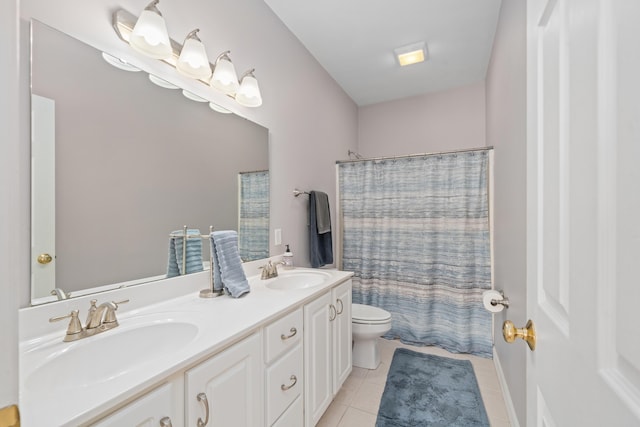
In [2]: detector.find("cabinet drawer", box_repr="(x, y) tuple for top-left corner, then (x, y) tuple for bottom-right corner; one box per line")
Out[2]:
(272, 395), (303, 427)
(266, 344), (303, 426)
(264, 308), (303, 363)
(91, 382), (175, 427)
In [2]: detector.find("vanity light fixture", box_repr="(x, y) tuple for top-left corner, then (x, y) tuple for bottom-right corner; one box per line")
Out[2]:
(148, 73), (179, 89)
(210, 51), (240, 95)
(209, 102), (233, 114)
(182, 89), (208, 103)
(113, 4), (263, 108)
(394, 41), (428, 67)
(235, 69), (263, 107)
(101, 52), (140, 72)
(176, 29), (212, 80)
(128, 0), (172, 60)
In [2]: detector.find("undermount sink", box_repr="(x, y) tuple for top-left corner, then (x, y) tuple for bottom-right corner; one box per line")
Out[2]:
(265, 270), (332, 290)
(24, 320), (199, 392)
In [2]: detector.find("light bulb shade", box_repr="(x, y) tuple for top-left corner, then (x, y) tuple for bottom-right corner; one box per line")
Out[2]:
(210, 53), (240, 95)
(129, 5), (172, 60)
(177, 30), (212, 80)
(236, 72), (262, 107)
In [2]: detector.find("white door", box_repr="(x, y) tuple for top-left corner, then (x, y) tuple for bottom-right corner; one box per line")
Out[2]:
(527, 0), (640, 425)
(31, 94), (56, 299)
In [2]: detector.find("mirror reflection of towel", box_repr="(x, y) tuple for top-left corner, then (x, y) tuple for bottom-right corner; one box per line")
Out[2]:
(167, 229), (204, 278)
(309, 191), (333, 268)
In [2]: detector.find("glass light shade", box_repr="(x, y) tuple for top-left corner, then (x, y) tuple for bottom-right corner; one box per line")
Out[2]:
(129, 8), (172, 60)
(210, 55), (240, 95)
(177, 32), (212, 80)
(235, 74), (262, 107)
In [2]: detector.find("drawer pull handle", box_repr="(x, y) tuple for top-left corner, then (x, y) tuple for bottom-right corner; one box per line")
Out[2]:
(159, 416), (173, 427)
(329, 304), (337, 321)
(280, 327), (297, 340)
(196, 392), (210, 427)
(336, 298), (344, 315)
(281, 375), (298, 391)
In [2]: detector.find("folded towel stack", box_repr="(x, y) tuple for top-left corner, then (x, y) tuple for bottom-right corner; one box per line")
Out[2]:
(210, 230), (251, 298)
(167, 229), (204, 278)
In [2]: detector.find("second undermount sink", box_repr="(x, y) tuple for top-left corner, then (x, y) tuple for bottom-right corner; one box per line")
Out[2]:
(24, 319), (199, 393)
(265, 270), (332, 290)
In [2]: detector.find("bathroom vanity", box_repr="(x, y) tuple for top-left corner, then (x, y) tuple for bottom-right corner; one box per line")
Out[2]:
(19, 265), (353, 426)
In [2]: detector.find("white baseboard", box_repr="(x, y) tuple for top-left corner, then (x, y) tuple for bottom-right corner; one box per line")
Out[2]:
(493, 347), (521, 427)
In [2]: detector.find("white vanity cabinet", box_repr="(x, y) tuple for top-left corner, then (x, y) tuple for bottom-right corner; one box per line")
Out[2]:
(90, 381), (180, 427)
(185, 332), (264, 427)
(264, 308), (304, 426)
(304, 279), (352, 427)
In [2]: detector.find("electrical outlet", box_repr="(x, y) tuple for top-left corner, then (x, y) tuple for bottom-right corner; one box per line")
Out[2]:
(274, 228), (282, 245)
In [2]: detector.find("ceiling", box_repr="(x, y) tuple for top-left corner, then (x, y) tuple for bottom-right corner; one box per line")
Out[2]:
(264, 0), (503, 106)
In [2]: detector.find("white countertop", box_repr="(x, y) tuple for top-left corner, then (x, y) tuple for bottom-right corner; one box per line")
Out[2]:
(19, 266), (353, 427)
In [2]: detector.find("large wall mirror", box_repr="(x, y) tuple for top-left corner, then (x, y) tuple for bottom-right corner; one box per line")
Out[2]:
(30, 20), (269, 305)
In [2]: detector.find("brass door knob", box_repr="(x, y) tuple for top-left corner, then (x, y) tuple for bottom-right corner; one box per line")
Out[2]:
(503, 319), (536, 351)
(37, 253), (53, 264)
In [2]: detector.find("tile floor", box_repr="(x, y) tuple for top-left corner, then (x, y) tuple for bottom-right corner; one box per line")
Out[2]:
(317, 338), (511, 427)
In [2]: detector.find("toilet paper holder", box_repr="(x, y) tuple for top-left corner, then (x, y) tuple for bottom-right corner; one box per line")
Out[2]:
(490, 291), (510, 308)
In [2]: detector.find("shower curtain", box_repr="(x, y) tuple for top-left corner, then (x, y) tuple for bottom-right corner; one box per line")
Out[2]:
(238, 170), (269, 261)
(338, 150), (492, 357)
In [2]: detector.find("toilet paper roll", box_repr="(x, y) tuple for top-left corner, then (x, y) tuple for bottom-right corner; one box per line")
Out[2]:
(482, 290), (505, 313)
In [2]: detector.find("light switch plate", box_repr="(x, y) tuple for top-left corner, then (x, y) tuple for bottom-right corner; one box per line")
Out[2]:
(274, 228), (282, 246)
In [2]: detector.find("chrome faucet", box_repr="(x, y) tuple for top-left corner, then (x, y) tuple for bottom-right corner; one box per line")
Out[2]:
(49, 298), (129, 342)
(260, 260), (283, 280)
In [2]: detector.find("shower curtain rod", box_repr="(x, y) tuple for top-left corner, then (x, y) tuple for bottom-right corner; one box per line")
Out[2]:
(335, 146), (493, 164)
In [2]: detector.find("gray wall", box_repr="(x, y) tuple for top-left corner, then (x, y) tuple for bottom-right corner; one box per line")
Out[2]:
(357, 81), (486, 156)
(485, 0), (527, 425)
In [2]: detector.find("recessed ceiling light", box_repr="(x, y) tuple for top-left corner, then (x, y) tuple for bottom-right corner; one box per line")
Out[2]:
(394, 41), (428, 67)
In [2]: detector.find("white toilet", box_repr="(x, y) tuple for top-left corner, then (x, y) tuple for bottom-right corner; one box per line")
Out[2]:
(352, 303), (392, 369)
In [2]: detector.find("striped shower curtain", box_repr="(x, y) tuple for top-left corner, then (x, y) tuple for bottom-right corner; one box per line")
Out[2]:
(338, 150), (492, 357)
(238, 170), (269, 261)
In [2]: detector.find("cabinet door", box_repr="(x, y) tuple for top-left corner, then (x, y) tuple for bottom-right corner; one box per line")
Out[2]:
(332, 279), (352, 394)
(185, 333), (263, 427)
(91, 382), (176, 427)
(303, 291), (332, 427)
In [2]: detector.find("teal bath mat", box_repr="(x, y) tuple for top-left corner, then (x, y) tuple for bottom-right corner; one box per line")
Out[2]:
(376, 348), (490, 427)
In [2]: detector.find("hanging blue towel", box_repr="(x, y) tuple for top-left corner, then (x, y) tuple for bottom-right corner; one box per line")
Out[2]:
(210, 230), (250, 298)
(309, 191), (333, 268)
(167, 229), (204, 278)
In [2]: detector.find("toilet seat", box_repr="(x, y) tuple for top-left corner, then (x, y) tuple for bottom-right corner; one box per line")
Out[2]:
(352, 303), (391, 325)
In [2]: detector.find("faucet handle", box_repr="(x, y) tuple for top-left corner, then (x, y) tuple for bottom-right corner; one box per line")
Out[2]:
(103, 299), (129, 324)
(260, 261), (274, 279)
(49, 310), (83, 339)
